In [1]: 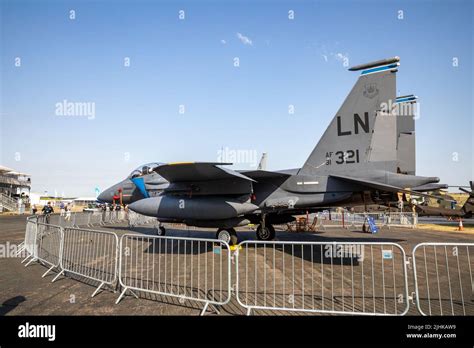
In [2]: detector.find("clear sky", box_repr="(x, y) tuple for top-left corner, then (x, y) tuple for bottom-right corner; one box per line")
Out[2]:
(1, 0), (472, 196)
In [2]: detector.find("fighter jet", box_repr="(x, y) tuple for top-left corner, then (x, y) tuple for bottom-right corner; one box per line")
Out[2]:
(99, 57), (448, 244)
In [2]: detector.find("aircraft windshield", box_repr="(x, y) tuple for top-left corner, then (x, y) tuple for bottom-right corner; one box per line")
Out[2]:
(127, 163), (163, 179)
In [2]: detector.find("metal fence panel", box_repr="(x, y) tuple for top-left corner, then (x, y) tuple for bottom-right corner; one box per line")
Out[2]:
(288, 212), (418, 231)
(87, 212), (104, 227)
(34, 223), (63, 277)
(19, 217), (38, 261)
(100, 211), (126, 225)
(128, 211), (157, 227)
(413, 242), (474, 316)
(71, 212), (92, 227)
(53, 227), (119, 297)
(235, 241), (409, 315)
(117, 234), (232, 315)
(386, 212), (417, 228)
(348, 213), (387, 227)
(24, 217), (38, 256)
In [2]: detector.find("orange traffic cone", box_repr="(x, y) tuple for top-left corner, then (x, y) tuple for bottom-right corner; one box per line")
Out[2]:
(458, 219), (464, 231)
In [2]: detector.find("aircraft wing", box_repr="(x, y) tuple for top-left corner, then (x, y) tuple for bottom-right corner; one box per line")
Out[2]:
(330, 174), (454, 202)
(154, 162), (256, 183)
(239, 170), (292, 180)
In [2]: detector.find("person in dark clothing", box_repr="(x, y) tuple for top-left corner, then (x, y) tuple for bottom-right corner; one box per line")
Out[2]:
(42, 202), (54, 224)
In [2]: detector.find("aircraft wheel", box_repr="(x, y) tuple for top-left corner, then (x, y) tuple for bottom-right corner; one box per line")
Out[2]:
(216, 228), (238, 245)
(256, 224), (275, 241)
(156, 226), (166, 236)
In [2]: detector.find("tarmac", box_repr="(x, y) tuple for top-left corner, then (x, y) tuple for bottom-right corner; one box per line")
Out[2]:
(1, 214), (473, 316)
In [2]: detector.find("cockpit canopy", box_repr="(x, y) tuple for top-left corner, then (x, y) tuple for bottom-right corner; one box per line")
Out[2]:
(127, 163), (164, 179)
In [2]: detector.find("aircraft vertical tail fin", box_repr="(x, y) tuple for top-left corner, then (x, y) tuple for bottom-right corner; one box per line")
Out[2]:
(299, 57), (400, 176)
(460, 181), (474, 217)
(395, 95), (418, 174)
(257, 152), (268, 170)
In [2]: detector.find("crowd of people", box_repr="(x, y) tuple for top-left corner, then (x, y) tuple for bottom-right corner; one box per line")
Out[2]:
(31, 201), (127, 222)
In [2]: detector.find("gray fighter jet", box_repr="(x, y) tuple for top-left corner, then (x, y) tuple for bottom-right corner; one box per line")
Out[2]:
(98, 57), (447, 244)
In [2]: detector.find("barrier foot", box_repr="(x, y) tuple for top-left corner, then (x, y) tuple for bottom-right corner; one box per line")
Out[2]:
(21, 254), (31, 264)
(16, 245), (25, 256)
(209, 303), (221, 315)
(51, 269), (64, 283)
(246, 307), (252, 316)
(25, 257), (37, 267)
(130, 289), (139, 299)
(200, 302), (209, 316)
(116, 288), (128, 304)
(42, 265), (55, 278)
(92, 281), (106, 298)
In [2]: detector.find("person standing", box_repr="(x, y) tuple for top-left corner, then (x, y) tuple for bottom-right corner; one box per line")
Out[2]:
(42, 202), (54, 224)
(59, 202), (65, 216)
(65, 203), (72, 221)
(32, 204), (37, 215)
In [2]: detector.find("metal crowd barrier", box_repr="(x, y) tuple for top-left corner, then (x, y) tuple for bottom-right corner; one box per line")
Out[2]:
(33, 211), (141, 229)
(314, 212), (417, 230)
(87, 212), (104, 227)
(18, 216), (38, 259)
(52, 227), (119, 297)
(100, 211), (127, 225)
(385, 212), (417, 228)
(128, 210), (157, 227)
(412, 242), (474, 316)
(32, 223), (63, 278)
(116, 234), (232, 315)
(235, 241), (410, 316)
(19, 215), (474, 317)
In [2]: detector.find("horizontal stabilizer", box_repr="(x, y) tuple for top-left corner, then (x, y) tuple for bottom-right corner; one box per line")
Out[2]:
(330, 174), (454, 202)
(411, 183), (448, 192)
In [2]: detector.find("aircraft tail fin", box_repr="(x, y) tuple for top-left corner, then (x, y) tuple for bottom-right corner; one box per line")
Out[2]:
(299, 57), (400, 176)
(257, 152), (268, 170)
(460, 181), (474, 217)
(395, 95), (417, 174)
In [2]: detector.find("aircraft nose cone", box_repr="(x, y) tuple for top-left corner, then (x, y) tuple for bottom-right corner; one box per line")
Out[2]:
(97, 189), (112, 203)
(128, 197), (160, 217)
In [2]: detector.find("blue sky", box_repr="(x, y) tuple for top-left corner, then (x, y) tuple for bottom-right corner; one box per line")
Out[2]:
(1, 0), (472, 196)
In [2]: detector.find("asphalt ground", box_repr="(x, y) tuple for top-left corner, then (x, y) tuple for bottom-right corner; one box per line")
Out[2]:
(1, 214), (473, 316)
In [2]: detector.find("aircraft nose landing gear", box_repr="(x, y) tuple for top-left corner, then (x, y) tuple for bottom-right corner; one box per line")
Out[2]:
(256, 212), (276, 241)
(216, 228), (238, 245)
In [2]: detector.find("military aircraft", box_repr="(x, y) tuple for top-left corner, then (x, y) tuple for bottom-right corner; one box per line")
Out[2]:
(99, 56), (449, 244)
(414, 182), (473, 218)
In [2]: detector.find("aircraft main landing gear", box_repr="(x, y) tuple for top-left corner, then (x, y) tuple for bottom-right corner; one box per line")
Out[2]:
(216, 228), (238, 245)
(155, 224), (166, 236)
(256, 224), (275, 241)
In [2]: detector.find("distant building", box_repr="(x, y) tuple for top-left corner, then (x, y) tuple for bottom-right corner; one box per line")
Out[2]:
(73, 197), (98, 206)
(0, 165), (32, 212)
